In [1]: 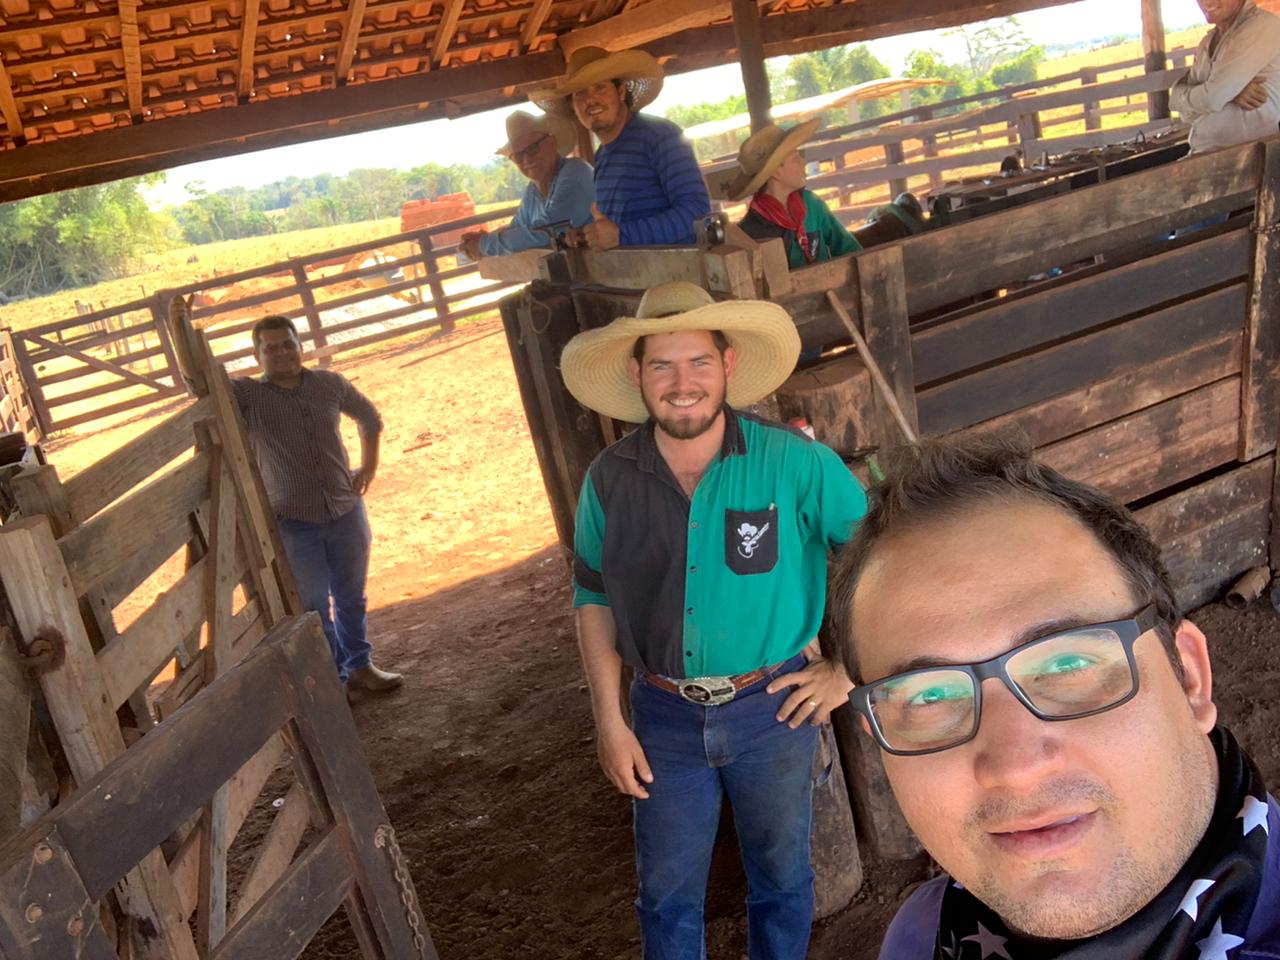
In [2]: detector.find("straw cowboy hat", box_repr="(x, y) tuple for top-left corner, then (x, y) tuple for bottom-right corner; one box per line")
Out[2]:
(497, 110), (577, 157)
(720, 118), (820, 202)
(531, 46), (664, 119)
(560, 281), (801, 423)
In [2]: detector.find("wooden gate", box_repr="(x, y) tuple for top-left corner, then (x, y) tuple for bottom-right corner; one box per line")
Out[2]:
(0, 615), (436, 960)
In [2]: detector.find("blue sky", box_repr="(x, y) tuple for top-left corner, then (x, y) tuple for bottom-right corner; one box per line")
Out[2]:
(143, 0), (1207, 208)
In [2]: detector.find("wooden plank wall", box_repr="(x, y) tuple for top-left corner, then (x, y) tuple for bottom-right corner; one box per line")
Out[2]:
(0, 308), (358, 959)
(781, 135), (1277, 613)
(0, 328), (41, 442)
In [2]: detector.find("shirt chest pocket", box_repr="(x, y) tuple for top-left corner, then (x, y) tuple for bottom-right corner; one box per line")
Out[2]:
(724, 505), (779, 576)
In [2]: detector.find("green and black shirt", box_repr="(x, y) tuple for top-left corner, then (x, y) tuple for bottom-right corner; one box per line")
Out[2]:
(573, 406), (868, 678)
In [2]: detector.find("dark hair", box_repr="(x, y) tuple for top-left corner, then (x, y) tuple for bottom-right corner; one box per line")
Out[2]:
(631, 328), (730, 362)
(251, 315), (300, 350)
(829, 428), (1183, 683)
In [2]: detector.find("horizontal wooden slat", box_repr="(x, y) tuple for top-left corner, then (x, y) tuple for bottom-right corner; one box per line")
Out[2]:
(1136, 456), (1274, 545)
(50, 388), (185, 432)
(41, 623), (302, 900)
(912, 227), (1253, 385)
(973, 333), (1243, 449)
(1159, 498), (1270, 612)
(58, 452), (210, 598)
(64, 397), (208, 524)
(904, 139), (1260, 314)
(212, 826), (352, 960)
(1039, 378), (1241, 503)
(98, 556), (209, 710)
(95, 507), (202, 611)
(918, 284), (1248, 434)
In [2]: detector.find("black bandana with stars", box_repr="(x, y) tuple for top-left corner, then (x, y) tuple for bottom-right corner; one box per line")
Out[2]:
(934, 727), (1269, 960)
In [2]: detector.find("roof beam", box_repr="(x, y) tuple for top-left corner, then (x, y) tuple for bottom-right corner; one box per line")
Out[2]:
(237, 0), (262, 101)
(333, 0), (370, 83)
(520, 0), (555, 51)
(0, 49), (565, 202)
(560, 0), (729, 57)
(117, 0), (145, 120)
(432, 0), (467, 64)
(646, 0), (1081, 63)
(0, 58), (24, 143)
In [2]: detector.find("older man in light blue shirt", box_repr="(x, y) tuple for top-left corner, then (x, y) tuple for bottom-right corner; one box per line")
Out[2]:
(460, 111), (594, 259)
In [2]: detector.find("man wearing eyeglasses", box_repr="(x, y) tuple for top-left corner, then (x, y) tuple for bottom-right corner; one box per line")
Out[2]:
(829, 430), (1279, 960)
(458, 110), (594, 261)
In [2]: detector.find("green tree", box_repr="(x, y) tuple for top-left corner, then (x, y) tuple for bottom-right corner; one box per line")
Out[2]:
(946, 17), (1034, 79)
(0, 176), (166, 296)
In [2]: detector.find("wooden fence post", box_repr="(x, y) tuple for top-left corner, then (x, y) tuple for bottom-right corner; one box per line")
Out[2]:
(853, 245), (919, 447)
(0, 516), (200, 960)
(150, 296), (191, 396)
(1243, 141), (1280, 464)
(1081, 68), (1101, 130)
(417, 234), (454, 334)
(883, 140), (907, 200)
(9, 334), (53, 437)
(291, 263), (328, 366)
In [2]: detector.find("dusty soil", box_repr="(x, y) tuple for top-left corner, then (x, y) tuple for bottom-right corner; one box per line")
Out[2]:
(45, 317), (1280, 960)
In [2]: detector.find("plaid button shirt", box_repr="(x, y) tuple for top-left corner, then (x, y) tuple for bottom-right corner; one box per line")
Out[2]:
(231, 367), (383, 524)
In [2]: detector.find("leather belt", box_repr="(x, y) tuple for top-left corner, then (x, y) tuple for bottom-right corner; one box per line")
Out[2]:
(643, 660), (787, 706)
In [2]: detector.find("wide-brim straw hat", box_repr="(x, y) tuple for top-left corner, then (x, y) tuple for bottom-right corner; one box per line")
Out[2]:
(561, 281), (801, 423)
(722, 117), (820, 202)
(497, 109), (576, 157)
(530, 46), (664, 119)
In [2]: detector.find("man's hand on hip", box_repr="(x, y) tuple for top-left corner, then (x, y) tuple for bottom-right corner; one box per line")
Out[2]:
(596, 716), (654, 799)
(767, 657), (854, 729)
(1233, 76), (1269, 111)
(351, 467), (376, 497)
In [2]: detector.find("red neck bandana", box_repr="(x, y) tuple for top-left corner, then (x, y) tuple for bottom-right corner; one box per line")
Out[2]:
(749, 189), (813, 263)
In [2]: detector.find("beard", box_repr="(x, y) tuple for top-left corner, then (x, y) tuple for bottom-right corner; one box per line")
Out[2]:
(644, 389), (725, 441)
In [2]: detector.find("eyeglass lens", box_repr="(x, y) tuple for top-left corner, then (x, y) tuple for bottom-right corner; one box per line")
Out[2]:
(867, 625), (1136, 753)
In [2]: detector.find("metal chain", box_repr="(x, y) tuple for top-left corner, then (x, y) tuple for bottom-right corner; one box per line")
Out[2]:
(374, 824), (429, 957)
(1252, 220), (1280, 236)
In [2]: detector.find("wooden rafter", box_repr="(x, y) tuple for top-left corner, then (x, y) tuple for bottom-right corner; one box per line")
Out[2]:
(238, 0), (263, 101)
(117, 0), (145, 120)
(0, 57), (25, 141)
(562, 0), (728, 55)
(521, 0), (556, 51)
(0, 49), (566, 203)
(333, 0), (370, 84)
(432, 0), (468, 64)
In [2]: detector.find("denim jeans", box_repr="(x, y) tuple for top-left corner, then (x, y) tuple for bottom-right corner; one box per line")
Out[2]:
(276, 501), (372, 682)
(629, 655), (818, 960)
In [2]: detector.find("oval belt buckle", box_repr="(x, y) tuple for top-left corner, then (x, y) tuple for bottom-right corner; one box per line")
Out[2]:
(678, 677), (736, 706)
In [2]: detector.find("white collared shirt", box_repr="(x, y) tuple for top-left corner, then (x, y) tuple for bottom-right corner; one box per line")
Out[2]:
(1170, 1), (1280, 154)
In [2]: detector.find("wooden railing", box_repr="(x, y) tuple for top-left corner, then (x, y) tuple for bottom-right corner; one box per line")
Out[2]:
(0, 47), (1204, 436)
(705, 47), (1196, 220)
(8, 204), (519, 435)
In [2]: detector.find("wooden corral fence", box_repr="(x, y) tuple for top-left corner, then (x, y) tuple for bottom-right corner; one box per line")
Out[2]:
(8, 203), (519, 437)
(706, 51), (1196, 219)
(0, 616), (434, 960)
(0, 308), (433, 958)
(0, 330), (40, 443)
(0, 47), (1208, 439)
(500, 133), (1280, 887)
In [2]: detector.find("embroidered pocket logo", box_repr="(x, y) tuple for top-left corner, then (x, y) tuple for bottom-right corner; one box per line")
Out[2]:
(736, 522), (771, 559)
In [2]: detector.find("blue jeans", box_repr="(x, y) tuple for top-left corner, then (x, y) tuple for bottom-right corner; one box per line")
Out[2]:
(276, 502), (372, 682)
(630, 656), (818, 960)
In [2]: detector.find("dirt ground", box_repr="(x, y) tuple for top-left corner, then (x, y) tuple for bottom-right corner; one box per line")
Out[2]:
(44, 317), (1280, 960)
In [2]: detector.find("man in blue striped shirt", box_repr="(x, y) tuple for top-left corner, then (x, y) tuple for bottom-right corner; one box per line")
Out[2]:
(535, 48), (711, 250)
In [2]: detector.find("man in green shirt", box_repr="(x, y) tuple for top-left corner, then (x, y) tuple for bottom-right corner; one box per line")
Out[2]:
(727, 118), (862, 269)
(561, 281), (868, 959)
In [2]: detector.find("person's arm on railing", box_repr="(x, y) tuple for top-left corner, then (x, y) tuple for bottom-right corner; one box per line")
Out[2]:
(479, 160), (595, 257)
(1170, 19), (1280, 116)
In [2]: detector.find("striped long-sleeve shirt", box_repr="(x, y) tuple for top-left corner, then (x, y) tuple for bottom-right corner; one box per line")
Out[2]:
(593, 113), (712, 246)
(231, 367), (382, 524)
